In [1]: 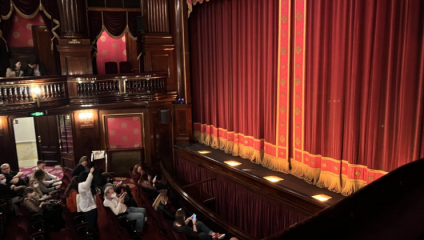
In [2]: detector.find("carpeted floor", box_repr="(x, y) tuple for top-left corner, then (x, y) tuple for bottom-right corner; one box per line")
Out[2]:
(19, 166), (64, 179)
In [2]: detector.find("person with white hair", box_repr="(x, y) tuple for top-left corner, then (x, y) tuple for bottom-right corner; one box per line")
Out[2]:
(103, 185), (147, 233)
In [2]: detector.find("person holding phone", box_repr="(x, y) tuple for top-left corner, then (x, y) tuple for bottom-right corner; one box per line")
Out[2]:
(173, 209), (225, 240)
(103, 186), (147, 233)
(78, 167), (99, 239)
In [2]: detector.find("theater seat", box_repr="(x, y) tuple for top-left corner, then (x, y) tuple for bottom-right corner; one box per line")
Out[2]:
(119, 62), (132, 73)
(105, 62), (118, 74)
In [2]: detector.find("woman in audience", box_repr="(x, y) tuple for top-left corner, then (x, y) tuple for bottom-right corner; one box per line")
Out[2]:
(138, 171), (161, 200)
(173, 209), (225, 240)
(32, 170), (60, 194)
(6, 60), (24, 77)
(64, 176), (79, 212)
(28, 179), (51, 201)
(23, 187), (64, 232)
(78, 168), (99, 240)
(132, 164), (143, 182)
(152, 193), (174, 221)
(72, 156), (90, 177)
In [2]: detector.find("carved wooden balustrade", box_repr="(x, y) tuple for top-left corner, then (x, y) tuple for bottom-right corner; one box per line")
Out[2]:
(0, 72), (169, 112)
(67, 72), (169, 105)
(0, 76), (68, 110)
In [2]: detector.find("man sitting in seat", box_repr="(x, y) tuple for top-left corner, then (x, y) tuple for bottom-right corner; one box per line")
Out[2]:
(0, 173), (25, 196)
(103, 186), (147, 233)
(1, 163), (27, 186)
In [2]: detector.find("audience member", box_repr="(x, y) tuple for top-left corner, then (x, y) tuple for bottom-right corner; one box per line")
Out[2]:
(104, 182), (137, 208)
(28, 179), (51, 201)
(22, 187), (64, 232)
(0, 174), (15, 196)
(0, 163), (27, 186)
(152, 193), (174, 221)
(173, 209), (225, 240)
(6, 60), (24, 77)
(132, 164), (143, 181)
(138, 171), (167, 200)
(72, 156), (90, 177)
(64, 176), (79, 212)
(78, 168), (99, 239)
(34, 160), (61, 186)
(32, 170), (60, 194)
(25, 59), (46, 76)
(103, 186), (146, 233)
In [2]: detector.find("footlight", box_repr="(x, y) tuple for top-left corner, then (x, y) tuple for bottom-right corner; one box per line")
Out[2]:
(263, 176), (284, 183)
(312, 194), (332, 202)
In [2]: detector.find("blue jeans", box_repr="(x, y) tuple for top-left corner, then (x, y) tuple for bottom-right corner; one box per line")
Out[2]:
(126, 207), (146, 232)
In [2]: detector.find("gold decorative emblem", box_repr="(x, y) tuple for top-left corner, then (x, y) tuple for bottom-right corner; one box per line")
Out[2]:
(297, 31), (301, 35)
(280, 151), (284, 155)
(279, 135), (285, 142)
(244, 140), (248, 144)
(295, 137), (300, 145)
(280, 122), (285, 126)
(333, 166), (338, 170)
(296, 93), (300, 98)
(280, 78), (286, 86)
(282, 64), (286, 69)
(296, 12), (303, 21)
(355, 170), (361, 176)
(322, 163), (327, 167)
(281, 93), (285, 97)
(342, 167), (346, 171)
(305, 158), (309, 162)
(295, 107), (301, 115)
(311, 160), (315, 165)
(281, 47), (287, 55)
(296, 63), (300, 68)
(282, 32), (287, 38)
(280, 107), (286, 113)
(296, 46), (302, 54)
(281, 14), (287, 23)
(295, 77), (301, 86)
(368, 176), (374, 181)
(283, 0), (286, 4)
(296, 124), (300, 128)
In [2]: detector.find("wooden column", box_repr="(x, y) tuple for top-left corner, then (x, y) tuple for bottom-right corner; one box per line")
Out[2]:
(56, 0), (93, 75)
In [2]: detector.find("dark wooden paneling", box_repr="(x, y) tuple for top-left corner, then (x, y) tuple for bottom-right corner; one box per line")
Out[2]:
(32, 26), (57, 75)
(145, 0), (169, 33)
(125, 33), (139, 73)
(57, 40), (93, 75)
(149, 106), (173, 168)
(143, 46), (176, 92)
(173, 104), (192, 145)
(72, 110), (100, 166)
(0, 116), (18, 170)
(58, 0), (88, 38)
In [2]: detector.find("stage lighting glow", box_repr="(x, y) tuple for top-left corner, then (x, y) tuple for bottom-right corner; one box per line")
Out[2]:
(263, 176), (284, 183)
(198, 150), (211, 154)
(224, 161), (241, 166)
(312, 194), (332, 202)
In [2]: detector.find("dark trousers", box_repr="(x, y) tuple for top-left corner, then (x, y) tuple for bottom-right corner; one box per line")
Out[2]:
(195, 221), (212, 240)
(84, 208), (99, 239)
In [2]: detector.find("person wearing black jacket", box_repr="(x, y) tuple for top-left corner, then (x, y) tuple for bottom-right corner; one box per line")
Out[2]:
(72, 156), (90, 177)
(173, 209), (225, 240)
(25, 59), (47, 76)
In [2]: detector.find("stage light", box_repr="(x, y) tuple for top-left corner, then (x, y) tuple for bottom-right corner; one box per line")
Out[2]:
(198, 150), (211, 154)
(224, 160), (241, 167)
(312, 194), (332, 202)
(263, 176), (284, 183)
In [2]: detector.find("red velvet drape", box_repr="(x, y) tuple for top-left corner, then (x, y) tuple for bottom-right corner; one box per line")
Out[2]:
(191, 0), (278, 165)
(176, 157), (306, 239)
(303, 0), (424, 195)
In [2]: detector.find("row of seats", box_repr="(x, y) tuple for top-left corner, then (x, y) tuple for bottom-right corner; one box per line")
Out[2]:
(105, 62), (133, 74)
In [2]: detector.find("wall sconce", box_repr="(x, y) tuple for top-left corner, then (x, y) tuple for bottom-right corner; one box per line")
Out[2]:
(0, 118), (4, 136)
(32, 86), (41, 108)
(79, 110), (94, 129)
(79, 111), (93, 120)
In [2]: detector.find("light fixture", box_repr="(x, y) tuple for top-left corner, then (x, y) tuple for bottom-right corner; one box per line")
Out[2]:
(197, 150), (211, 154)
(224, 160), (241, 167)
(79, 111), (93, 120)
(312, 194), (332, 202)
(32, 86), (41, 108)
(263, 176), (284, 183)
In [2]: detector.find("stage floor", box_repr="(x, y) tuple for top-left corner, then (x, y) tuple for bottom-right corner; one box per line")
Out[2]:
(178, 143), (345, 207)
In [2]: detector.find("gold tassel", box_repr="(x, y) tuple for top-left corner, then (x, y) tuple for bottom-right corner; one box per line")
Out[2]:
(340, 176), (366, 196)
(262, 153), (290, 173)
(316, 171), (342, 193)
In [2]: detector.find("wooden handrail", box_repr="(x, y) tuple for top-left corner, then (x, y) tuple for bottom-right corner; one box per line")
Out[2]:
(182, 178), (216, 188)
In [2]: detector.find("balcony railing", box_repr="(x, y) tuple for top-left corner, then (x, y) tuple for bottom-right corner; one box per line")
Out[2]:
(0, 72), (169, 111)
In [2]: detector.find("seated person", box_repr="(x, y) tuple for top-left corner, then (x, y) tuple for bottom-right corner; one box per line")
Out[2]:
(22, 187), (64, 232)
(0, 163), (27, 186)
(152, 193), (175, 221)
(32, 170), (60, 194)
(28, 179), (51, 201)
(34, 160), (61, 186)
(25, 59), (46, 76)
(72, 156), (90, 177)
(132, 164), (144, 182)
(173, 209), (225, 240)
(6, 60), (24, 77)
(64, 176), (79, 212)
(104, 182), (137, 208)
(0, 173), (25, 196)
(138, 171), (167, 200)
(103, 186), (147, 233)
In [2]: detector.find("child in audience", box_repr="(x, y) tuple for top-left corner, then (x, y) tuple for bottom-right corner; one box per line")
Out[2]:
(152, 193), (174, 221)
(64, 176), (79, 212)
(32, 170), (60, 194)
(28, 179), (51, 201)
(173, 209), (225, 240)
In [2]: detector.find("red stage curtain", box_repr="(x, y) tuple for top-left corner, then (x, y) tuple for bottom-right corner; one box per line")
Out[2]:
(299, 0), (424, 195)
(191, 0), (278, 166)
(176, 157), (306, 239)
